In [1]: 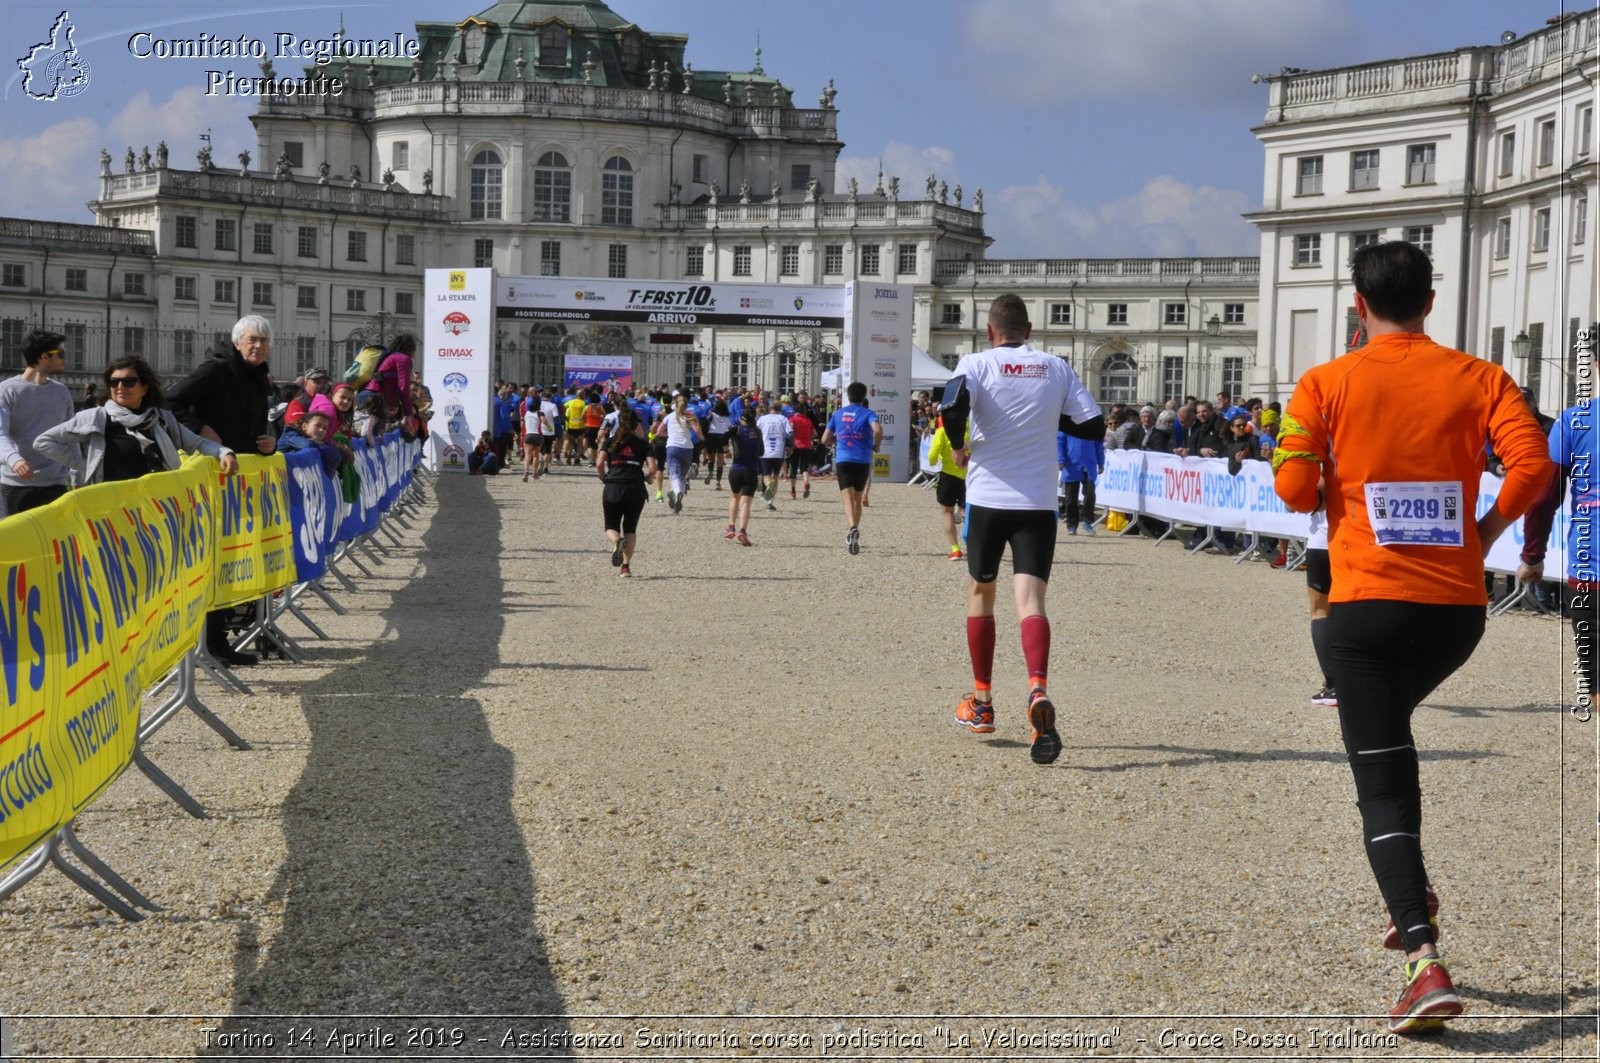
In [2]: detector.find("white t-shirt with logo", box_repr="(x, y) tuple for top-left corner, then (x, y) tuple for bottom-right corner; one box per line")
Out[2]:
(955, 343), (1101, 511)
(756, 412), (792, 459)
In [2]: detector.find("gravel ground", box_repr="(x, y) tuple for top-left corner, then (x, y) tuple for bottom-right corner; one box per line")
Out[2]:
(0, 464), (1594, 1061)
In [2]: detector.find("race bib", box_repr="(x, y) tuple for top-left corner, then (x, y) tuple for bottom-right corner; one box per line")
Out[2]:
(1364, 480), (1463, 547)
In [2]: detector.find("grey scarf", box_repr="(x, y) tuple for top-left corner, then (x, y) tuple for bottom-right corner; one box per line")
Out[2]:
(103, 400), (180, 472)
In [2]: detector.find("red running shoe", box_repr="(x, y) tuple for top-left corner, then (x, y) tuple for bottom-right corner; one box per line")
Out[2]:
(1387, 956), (1461, 1034)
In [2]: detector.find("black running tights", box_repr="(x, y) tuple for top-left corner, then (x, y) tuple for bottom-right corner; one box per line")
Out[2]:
(1326, 600), (1484, 953)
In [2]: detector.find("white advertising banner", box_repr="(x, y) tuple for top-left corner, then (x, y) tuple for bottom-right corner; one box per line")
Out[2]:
(494, 276), (846, 330)
(1096, 449), (1562, 575)
(423, 268), (495, 473)
(842, 282), (913, 481)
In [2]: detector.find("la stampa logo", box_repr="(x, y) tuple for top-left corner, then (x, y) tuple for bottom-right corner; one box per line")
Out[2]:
(442, 310), (471, 335)
(17, 11), (91, 101)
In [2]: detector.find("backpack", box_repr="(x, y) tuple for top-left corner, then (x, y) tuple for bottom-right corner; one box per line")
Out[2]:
(343, 345), (384, 388)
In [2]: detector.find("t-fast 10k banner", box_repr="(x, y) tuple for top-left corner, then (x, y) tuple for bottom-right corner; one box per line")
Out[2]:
(1096, 449), (1564, 574)
(425, 268), (495, 474)
(496, 276), (846, 330)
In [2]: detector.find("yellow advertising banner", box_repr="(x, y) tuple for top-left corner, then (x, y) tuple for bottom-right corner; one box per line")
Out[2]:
(211, 455), (295, 610)
(0, 459), (223, 875)
(0, 511), (70, 874)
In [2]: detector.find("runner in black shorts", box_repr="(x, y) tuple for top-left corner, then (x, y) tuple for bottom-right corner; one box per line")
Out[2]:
(939, 294), (1104, 765)
(723, 405), (762, 546)
(597, 406), (656, 578)
(1304, 508), (1336, 706)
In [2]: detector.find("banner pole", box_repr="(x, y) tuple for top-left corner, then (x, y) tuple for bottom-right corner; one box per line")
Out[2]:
(130, 749), (208, 820)
(44, 831), (145, 921)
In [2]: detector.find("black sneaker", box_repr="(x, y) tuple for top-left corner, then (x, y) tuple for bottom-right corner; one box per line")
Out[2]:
(1312, 686), (1338, 707)
(847, 527), (860, 555)
(610, 536), (626, 567)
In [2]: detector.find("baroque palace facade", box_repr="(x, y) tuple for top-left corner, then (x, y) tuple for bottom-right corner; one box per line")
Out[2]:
(1249, 8), (1597, 411)
(1, 6), (1587, 406)
(0, 0), (1259, 405)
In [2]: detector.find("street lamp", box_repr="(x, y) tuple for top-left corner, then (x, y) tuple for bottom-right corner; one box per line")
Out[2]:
(1510, 329), (1531, 364)
(1204, 314), (1256, 399)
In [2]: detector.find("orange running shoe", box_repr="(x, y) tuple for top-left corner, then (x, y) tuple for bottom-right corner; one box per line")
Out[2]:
(955, 693), (995, 734)
(1027, 688), (1062, 764)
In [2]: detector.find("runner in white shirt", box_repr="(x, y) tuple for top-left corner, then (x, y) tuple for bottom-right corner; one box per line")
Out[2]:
(755, 405), (792, 508)
(537, 394), (560, 476)
(939, 293), (1104, 765)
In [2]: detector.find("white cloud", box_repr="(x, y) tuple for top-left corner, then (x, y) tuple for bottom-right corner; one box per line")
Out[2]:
(962, 0), (1357, 106)
(0, 87), (252, 223)
(835, 140), (960, 196)
(985, 174), (1258, 257)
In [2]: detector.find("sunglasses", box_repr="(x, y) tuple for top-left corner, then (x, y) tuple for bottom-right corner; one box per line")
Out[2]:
(108, 376), (144, 388)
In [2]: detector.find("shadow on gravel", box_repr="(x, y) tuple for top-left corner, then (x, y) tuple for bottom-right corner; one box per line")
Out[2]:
(1074, 743), (1502, 772)
(203, 476), (570, 1055)
(1427, 701), (1564, 718)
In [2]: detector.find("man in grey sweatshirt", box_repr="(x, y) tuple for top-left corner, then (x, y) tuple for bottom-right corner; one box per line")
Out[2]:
(0, 330), (75, 515)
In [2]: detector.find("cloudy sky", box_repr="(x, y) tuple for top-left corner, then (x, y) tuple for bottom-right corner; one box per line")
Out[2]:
(0, 0), (1574, 258)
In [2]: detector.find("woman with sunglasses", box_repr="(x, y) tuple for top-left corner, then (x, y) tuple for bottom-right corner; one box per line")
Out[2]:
(35, 355), (238, 486)
(1223, 414), (1260, 477)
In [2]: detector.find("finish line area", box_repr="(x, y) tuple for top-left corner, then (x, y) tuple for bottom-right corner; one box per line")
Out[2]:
(0, 467), (1588, 1059)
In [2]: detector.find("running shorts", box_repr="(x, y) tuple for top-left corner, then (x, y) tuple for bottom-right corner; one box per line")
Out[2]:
(760, 457), (785, 477)
(835, 461), (871, 492)
(602, 484), (648, 534)
(787, 448), (813, 475)
(523, 434), (545, 449)
(1306, 548), (1331, 595)
(728, 467), (758, 497)
(584, 427), (599, 448)
(964, 504), (1057, 583)
(936, 471), (967, 509)
(705, 432), (729, 454)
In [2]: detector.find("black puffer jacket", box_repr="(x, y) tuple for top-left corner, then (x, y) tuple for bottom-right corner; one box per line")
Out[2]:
(168, 340), (273, 452)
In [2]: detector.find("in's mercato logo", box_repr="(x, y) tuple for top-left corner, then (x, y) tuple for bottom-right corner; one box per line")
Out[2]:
(441, 311), (471, 335)
(17, 10), (92, 101)
(448, 271), (466, 291)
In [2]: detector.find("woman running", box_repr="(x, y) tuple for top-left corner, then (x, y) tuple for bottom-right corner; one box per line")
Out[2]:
(656, 394), (700, 515)
(723, 405), (763, 546)
(703, 396), (732, 489)
(597, 405), (655, 578)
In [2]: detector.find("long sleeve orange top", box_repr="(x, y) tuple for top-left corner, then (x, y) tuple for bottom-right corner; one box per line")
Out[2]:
(1273, 332), (1554, 605)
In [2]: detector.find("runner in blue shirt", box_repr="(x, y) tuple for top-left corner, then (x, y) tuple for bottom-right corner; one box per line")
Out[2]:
(821, 381), (882, 555)
(1519, 394), (1598, 715)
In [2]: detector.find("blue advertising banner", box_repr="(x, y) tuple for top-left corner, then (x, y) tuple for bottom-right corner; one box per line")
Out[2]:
(282, 449), (338, 583)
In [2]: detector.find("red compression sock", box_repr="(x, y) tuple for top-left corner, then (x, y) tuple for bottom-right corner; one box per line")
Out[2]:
(1020, 614), (1050, 690)
(966, 615), (996, 692)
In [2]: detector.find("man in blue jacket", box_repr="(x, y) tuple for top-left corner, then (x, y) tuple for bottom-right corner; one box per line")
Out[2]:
(1057, 428), (1104, 535)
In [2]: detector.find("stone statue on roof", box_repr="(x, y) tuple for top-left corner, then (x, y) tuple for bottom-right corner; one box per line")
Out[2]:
(274, 151), (291, 180)
(155, 141), (167, 169)
(938, 180), (948, 204)
(888, 175), (899, 201)
(926, 174), (936, 200)
(953, 184), (963, 208)
(99, 148), (111, 176)
(124, 147), (134, 174)
(974, 187), (984, 212)
(739, 179), (751, 204)
(709, 180), (720, 205)
(139, 146), (151, 171)
(238, 150), (250, 176)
